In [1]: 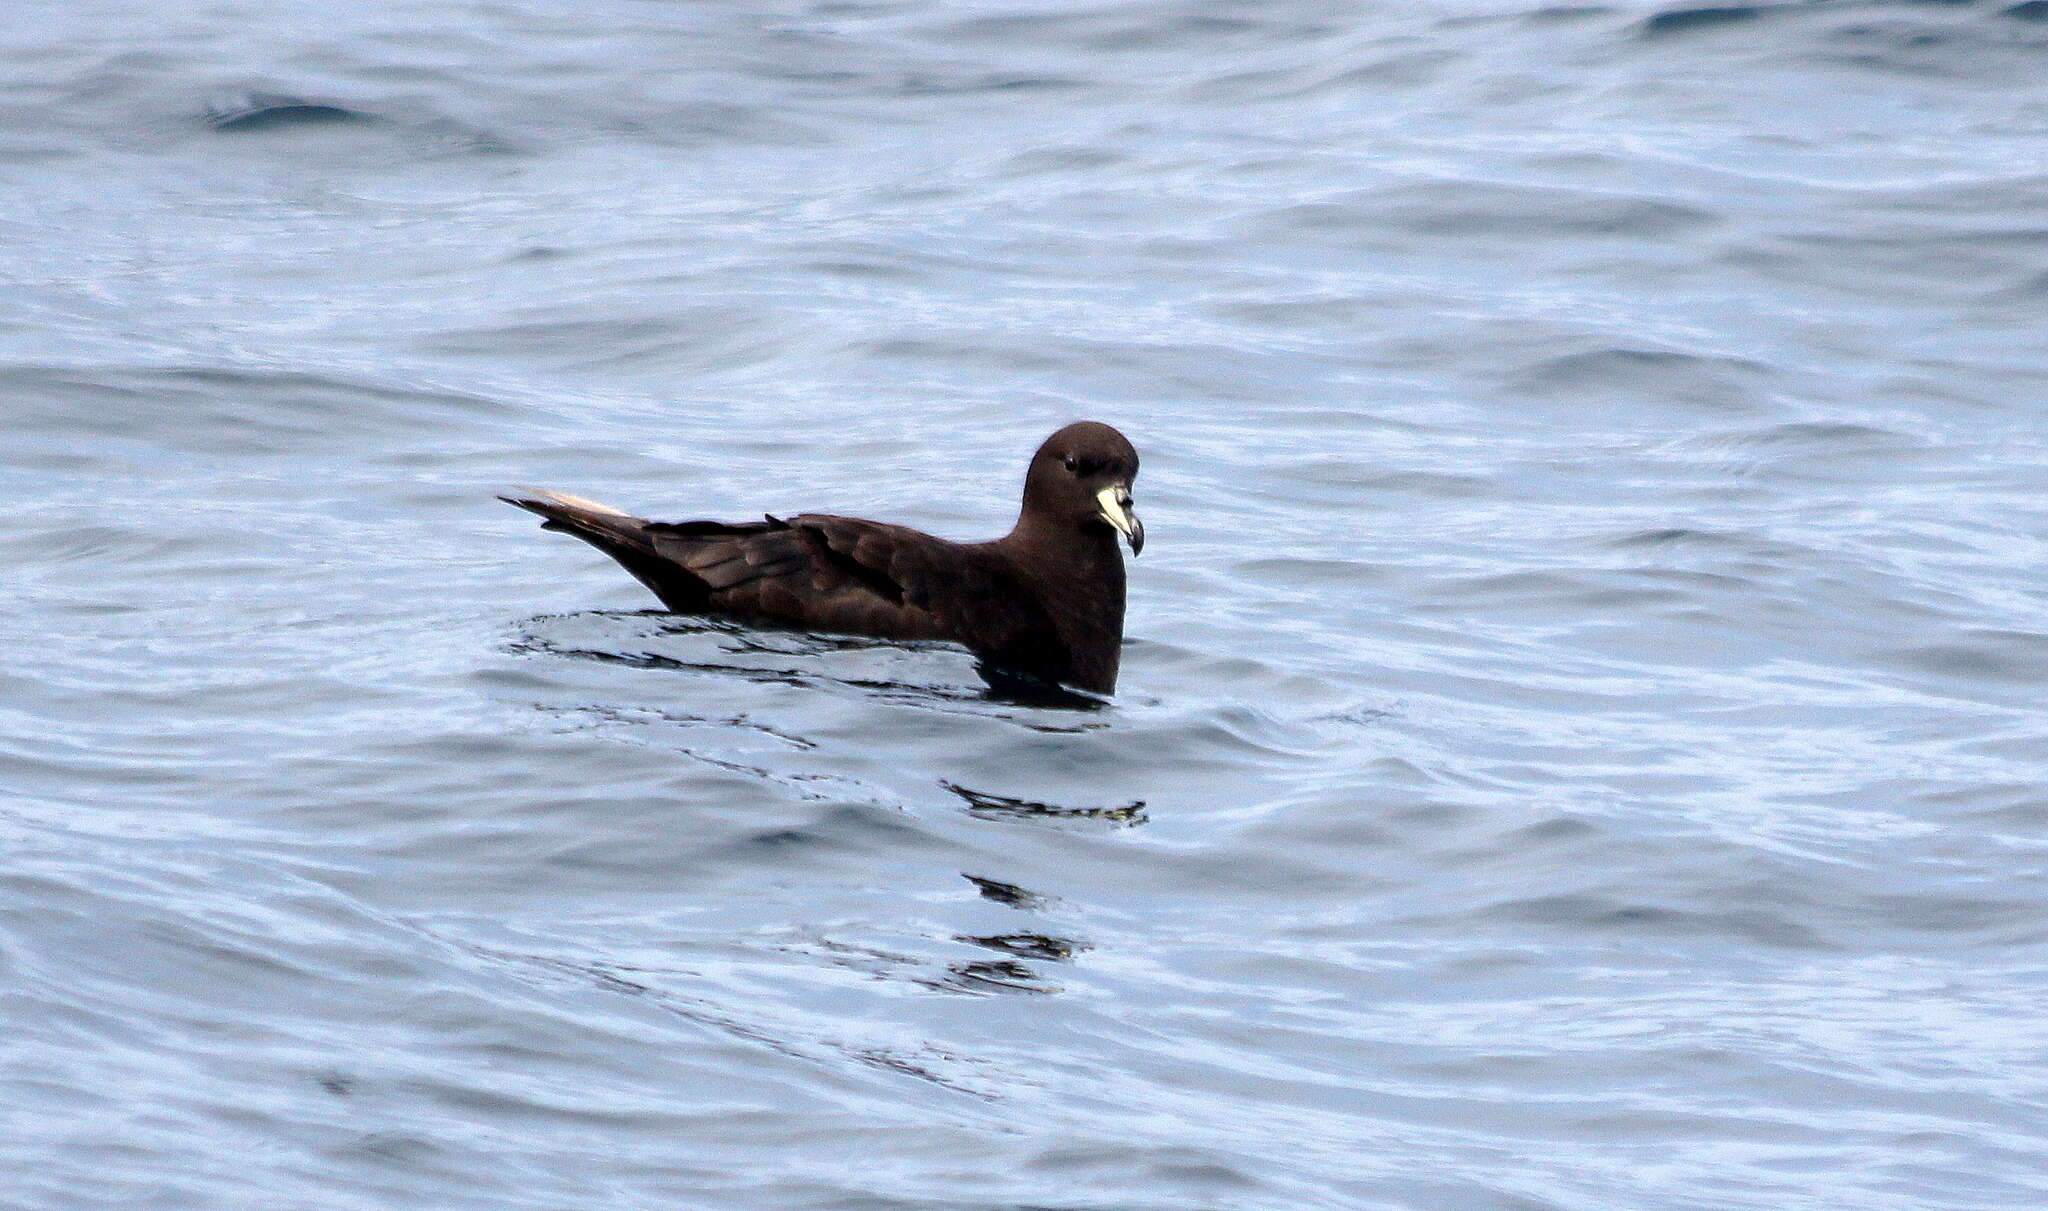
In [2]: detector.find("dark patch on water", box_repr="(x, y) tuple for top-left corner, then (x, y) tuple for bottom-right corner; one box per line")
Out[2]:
(206, 94), (374, 132)
(1639, 4), (1781, 36)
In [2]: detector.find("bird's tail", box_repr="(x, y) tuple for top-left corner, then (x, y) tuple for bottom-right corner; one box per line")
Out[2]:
(499, 486), (663, 557)
(503, 486), (708, 609)
(501, 487), (735, 613)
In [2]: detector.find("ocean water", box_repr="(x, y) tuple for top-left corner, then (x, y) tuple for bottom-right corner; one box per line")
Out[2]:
(5, 2), (2048, 1208)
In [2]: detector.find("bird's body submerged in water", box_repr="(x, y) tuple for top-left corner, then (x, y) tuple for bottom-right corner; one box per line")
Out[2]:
(501, 422), (1143, 694)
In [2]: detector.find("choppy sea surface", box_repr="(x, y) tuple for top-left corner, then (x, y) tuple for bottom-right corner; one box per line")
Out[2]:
(7, 2), (2048, 1208)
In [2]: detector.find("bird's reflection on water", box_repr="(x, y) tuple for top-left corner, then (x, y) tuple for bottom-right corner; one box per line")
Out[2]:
(499, 611), (1121, 1006)
(505, 615), (1149, 821)
(941, 781), (1148, 827)
(956, 932), (1084, 962)
(463, 943), (1011, 1099)
(962, 873), (1052, 910)
(508, 610), (1111, 721)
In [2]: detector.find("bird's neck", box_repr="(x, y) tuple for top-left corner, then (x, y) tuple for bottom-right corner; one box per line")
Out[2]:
(988, 519), (1126, 694)
(993, 520), (1126, 623)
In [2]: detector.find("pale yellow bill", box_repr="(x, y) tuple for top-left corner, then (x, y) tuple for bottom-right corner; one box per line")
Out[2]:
(1095, 485), (1144, 555)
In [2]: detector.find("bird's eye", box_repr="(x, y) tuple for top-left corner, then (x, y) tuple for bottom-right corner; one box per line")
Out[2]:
(1062, 456), (1079, 473)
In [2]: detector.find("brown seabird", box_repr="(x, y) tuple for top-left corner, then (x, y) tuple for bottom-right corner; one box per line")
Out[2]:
(501, 422), (1144, 694)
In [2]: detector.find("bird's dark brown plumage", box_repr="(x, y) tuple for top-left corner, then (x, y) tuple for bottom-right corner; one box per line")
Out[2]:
(500, 422), (1143, 693)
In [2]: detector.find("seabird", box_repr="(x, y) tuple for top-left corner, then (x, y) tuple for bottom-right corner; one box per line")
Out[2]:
(501, 422), (1144, 694)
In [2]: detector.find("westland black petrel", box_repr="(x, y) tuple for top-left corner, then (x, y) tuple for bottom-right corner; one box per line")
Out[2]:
(501, 422), (1144, 694)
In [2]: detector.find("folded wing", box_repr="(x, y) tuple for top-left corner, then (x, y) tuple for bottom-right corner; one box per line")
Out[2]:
(642, 513), (1057, 664)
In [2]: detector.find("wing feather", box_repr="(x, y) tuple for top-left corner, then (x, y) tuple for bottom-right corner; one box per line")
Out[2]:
(637, 513), (1053, 660)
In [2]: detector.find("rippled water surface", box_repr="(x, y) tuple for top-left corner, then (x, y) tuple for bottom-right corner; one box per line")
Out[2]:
(7, 2), (2048, 1208)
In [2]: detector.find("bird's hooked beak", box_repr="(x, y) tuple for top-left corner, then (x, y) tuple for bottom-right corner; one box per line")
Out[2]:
(1095, 484), (1144, 556)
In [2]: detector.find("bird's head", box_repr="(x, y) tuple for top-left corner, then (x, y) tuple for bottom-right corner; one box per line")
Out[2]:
(1021, 421), (1143, 556)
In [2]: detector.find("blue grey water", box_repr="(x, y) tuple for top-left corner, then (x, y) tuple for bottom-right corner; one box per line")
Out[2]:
(5, 1), (2048, 1207)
